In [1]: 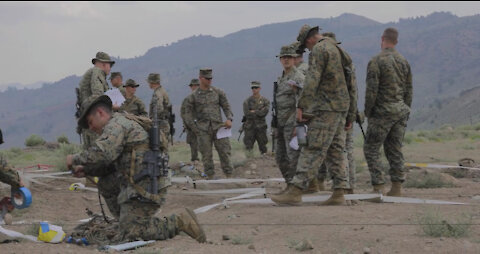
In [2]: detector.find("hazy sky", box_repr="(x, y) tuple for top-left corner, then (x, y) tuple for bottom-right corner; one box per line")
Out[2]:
(1, 1), (480, 88)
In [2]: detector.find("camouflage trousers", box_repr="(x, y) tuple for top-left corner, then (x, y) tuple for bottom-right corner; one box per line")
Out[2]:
(243, 126), (268, 154)
(97, 173), (121, 219)
(118, 199), (178, 241)
(291, 111), (348, 190)
(81, 128), (98, 149)
(158, 120), (170, 151)
(186, 129), (199, 161)
(0, 155), (20, 188)
(318, 128), (356, 189)
(364, 115), (408, 185)
(197, 127), (233, 176)
(274, 123), (301, 183)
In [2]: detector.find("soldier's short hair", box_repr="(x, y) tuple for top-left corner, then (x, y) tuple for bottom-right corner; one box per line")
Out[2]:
(382, 27), (398, 44)
(89, 102), (112, 117)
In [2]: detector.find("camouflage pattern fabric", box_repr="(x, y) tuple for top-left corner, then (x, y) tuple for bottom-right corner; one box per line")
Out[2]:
(182, 86), (234, 177)
(242, 95), (270, 154)
(78, 66), (109, 106)
(72, 113), (170, 205)
(118, 200), (178, 242)
(296, 62), (308, 76)
(291, 111), (348, 189)
(318, 128), (355, 188)
(364, 115), (408, 185)
(276, 68), (304, 126)
(97, 173), (121, 219)
(0, 155), (21, 188)
(274, 68), (304, 183)
(181, 96), (199, 161)
(186, 129), (199, 161)
(364, 48), (412, 118)
(364, 47), (412, 185)
(196, 126), (233, 176)
(81, 128), (98, 149)
(298, 37), (355, 121)
(149, 86), (171, 151)
(119, 96), (147, 116)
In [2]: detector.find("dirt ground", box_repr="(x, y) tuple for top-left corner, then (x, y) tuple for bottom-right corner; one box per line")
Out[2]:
(1, 154), (480, 254)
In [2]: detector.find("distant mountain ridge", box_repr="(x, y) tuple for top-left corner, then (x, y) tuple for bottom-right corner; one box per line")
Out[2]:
(1, 12), (480, 148)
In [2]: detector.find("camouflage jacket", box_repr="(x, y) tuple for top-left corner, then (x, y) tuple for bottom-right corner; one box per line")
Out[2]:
(296, 62), (308, 76)
(119, 95), (147, 117)
(276, 67), (304, 127)
(298, 37), (356, 122)
(183, 86), (233, 133)
(149, 86), (171, 120)
(365, 48), (412, 118)
(78, 66), (109, 104)
(180, 96), (191, 131)
(243, 95), (270, 129)
(0, 155), (21, 188)
(72, 113), (168, 204)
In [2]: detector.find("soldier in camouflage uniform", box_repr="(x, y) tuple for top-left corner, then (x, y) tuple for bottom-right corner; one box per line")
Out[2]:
(292, 41), (308, 75)
(180, 79), (200, 162)
(271, 24), (357, 206)
(119, 79), (147, 117)
(364, 28), (412, 197)
(77, 52), (115, 149)
(242, 81), (270, 155)
(183, 69), (234, 179)
(147, 73), (171, 151)
(273, 45), (305, 185)
(314, 32), (358, 194)
(0, 129), (24, 224)
(0, 129), (22, 189)
(67, 95), (205, 244)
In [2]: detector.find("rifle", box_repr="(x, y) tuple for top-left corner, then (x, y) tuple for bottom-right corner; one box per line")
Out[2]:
(75, 88), (82, 139)
(271, 82), (278, 153)
(237, 116), (246, 141)
(168, 106), (175, 145)
(133, 100), (168, 195)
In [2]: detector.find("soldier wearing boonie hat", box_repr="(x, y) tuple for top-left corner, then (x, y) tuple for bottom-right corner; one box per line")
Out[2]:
(182, 68), (234, 179)
(180, 78), (201, 162)
(119, 79), (147, 117)
(242, 81), (270, 155)
(271, 43), (305, 190)
(77, 51), (115, 149)
(147, 73), (172, 151)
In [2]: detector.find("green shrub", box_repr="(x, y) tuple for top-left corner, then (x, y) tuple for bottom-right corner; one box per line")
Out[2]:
(405, 171), (455, 189)
(25, 134), (46, 147)
(418, 210), (472, 238)
(57, 134), (70, 144)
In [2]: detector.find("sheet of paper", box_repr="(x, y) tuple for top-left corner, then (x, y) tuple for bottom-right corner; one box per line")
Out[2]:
(105, 88), (125, 106)
(216, 127), (232, 139)
(289, 136), (299, 150)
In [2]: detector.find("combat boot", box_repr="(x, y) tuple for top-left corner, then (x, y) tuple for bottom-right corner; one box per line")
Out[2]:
(270, 185), (302, 205)
(318, 179), (326, 191)
(225, 173), (233, 179)
(372, 184), (385, 194)
(177, 208), (206, 243)
(273, 184), (291, 195)
(387, 182), (402, 197)
(344, 188), (358, 205)
(320, 188), (345, 206)
(303, 178), (319, 194)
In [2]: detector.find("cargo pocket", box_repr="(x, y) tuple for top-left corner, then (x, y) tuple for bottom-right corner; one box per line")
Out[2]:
(307, 128), (326, 150)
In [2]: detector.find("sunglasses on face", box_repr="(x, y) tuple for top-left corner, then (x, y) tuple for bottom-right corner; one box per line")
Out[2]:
(251, 87), (259, 90)
(204, 78), (212, 80)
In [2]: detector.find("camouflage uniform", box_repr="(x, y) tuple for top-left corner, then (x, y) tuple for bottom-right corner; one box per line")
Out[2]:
(181, 96), (199, 161)
(72, 111), (178, 242)
(0, 155), (21, 189)
(242, 82), (270, 154)
(148, 74), (171, 151)
(119, 79), (147, 117)
(296, 62), (308, 76)
(290, 36), (357, 190)
(78, 52), (114, 149)
(183, 69), (234, 177)
(364, 47), (412, 185)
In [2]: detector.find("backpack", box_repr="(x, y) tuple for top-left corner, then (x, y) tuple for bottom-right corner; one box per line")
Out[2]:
(122, 112), (153, 131)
